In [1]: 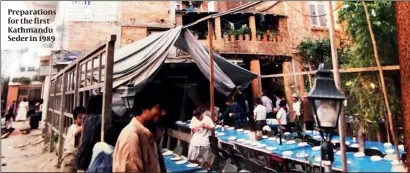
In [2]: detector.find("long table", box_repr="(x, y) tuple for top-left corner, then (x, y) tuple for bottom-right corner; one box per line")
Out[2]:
(163, 153), (202, 172)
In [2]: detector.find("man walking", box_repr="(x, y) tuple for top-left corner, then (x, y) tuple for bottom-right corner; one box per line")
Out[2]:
(292, 93), (303, 131)
(260, 91), (273, 118)
(113, 83), (168, 172)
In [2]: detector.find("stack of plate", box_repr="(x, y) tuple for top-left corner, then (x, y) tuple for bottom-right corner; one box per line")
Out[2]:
(353, 152), (365, 158)
(282, 151), (293, 156)
(371, 156), (382, 162)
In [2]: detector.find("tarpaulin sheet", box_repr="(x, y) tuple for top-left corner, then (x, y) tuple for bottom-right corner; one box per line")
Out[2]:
(111, 26), (258, 96)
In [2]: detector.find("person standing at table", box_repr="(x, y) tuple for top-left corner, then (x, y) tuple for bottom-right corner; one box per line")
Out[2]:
(291, 93), (303, 131)
(188, 108), (215, 161)
(223, 98), (247, 129)
(260, 91), (273, 118)
(276, 100), (289, 131)
(16, 98), (28, 122)
(113, 84), (168, 172)
(253, 97), (267, 131)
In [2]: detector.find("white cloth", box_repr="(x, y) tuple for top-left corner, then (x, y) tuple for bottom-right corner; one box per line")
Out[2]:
(189, 115), (215, 147)
(187, 145), (209, 161)
(90, 142), (114, 165)
(276, 108), (287, 125)
(64, 124), (79, 155)
(16, 101), (28, 121)
(293, 101), (302, 116)
(261, 96), (273, 113)
(253, 105), (267, 121)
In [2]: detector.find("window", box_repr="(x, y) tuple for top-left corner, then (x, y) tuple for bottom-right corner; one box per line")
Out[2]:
(308, 1), (327, 27)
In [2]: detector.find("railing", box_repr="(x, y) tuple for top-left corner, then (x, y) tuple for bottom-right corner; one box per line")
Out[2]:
(45, 35), (116, 165)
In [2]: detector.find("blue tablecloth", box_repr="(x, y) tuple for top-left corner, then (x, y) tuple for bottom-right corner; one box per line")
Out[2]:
(163, 155), (202, 173)
(284, 146), (394, 172)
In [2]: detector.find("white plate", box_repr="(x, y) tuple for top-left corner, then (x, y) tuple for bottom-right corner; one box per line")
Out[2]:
(284, 132), (291, 135)
(257, 144), (267, 148)
(305, 130), (313, 133)
(384, 143), (392, 148)
(371, 147), (379, 150)
(224, 125), (230, 128)
(171, 157), (182, 161)
(386, 149), (395, 154)
(266, 147), (278, 151)
(215, 125), (222, 128)
(228, 136), (237, 141)
(314, 157), (321, 162)
(227, 127), (235, 130)
(176, 121), (186, 125)
(296, 153), (308, 158)
(268, 137), (277, 141)
(282, 151), (293, 156)
(371, 156), (382, 162)
(312, 146), (321, 151)
(399, 145), (404, 151)
(176, 160), (188, 164)
(186, 163), (199, 168)
(236, 129), (244, 132)
(285, 140), (296, 144)
(298, 142), (309, 147)
(350, 143), (359, 148)
(345, 141), (351, 145)
(391, 160), (400, 166)
(313, 135), (322, 139)
(354, 152), (365, 158)
(251, 142), (259, 146)
(236, 138), (245, 142)
(336, 151), (342, 155)
(244, 130), (250, 134)
(163, 151), (173, 156)
(262, 135), (268, 139)
(331, 140), (339, 144)
(217, 133), (225, 136)
(243, 140), (252, 145)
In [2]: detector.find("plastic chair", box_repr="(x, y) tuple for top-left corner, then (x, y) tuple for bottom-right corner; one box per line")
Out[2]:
(364, 148), (385, 157)
(173, 145), (183, 156)
(247, 159), (263, 172)
(222, 163), (238, 172)
(231, 154), (249, 171)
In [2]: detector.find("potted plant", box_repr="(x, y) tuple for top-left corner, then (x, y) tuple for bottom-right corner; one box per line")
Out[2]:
(243, 26), (251, 41)
(223, 30), (229, 41)
(237, 28), (244, 41)
(229, 28), (236, 41)
(256, 30), (264, 41)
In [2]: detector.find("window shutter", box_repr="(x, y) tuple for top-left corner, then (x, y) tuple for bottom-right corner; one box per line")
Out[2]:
(308, 4), (317, 26)
(317, 3), (327, 26)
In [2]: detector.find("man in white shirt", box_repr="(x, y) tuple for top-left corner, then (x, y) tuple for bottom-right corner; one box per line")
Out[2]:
(260, 91), (273, 118)
(61, 106), (86, 172)
(292, 93), (303, 131)
(188, 108), (215, 161)
(253, 97), (267, 131)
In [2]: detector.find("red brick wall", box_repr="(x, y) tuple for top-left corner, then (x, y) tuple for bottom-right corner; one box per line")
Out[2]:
(67, 22), (117, 51)
(121, 27), (148, 47)
(121, 1), (170, 25)
(6, 86), (18, 111)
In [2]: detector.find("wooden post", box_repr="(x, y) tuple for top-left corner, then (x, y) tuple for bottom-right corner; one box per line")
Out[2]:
(49, 79), (57, 152)
(101, 35), (116, 142)
(395, 2), (410, 169)
(328, 1), (347, 172)
(44, 57), (53, 147)
(362, 1), (401, 161)
(249, 15), (257, 41)
(250, 59), (262, 97)
(208, 20), (215, 133)
(57, 73), (67, 166)
(215, 17), (222, 40)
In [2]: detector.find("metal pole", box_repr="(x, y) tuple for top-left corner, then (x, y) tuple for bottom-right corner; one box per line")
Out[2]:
(208, 19), (215, 134)
(328, 1), (347, 172)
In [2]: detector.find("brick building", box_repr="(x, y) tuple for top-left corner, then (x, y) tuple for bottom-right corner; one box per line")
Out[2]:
(49, 1), (344, 110)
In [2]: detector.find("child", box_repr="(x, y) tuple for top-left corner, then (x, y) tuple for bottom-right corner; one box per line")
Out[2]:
(61, 106), (86, 172)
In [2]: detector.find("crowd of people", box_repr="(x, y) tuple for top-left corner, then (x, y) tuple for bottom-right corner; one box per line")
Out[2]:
(1, 98), (43, 132)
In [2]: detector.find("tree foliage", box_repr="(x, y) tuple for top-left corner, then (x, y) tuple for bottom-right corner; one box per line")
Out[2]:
(297, 38), (332, 67)
(337, 1), (401, 141)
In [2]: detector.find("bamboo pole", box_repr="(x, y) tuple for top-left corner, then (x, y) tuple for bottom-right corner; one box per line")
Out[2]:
(361, 1), (400, 161)
(328, 1), (347, 172)
(208, 19), (215, 135)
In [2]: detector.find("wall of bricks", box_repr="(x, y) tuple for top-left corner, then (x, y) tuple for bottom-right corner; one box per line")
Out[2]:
(67, 22), (118, 52)
(121, 27), (148, 47)
(121, 1), (171, 26)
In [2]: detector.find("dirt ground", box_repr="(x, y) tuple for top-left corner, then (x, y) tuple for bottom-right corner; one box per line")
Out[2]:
(1, 122), (59, 172)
